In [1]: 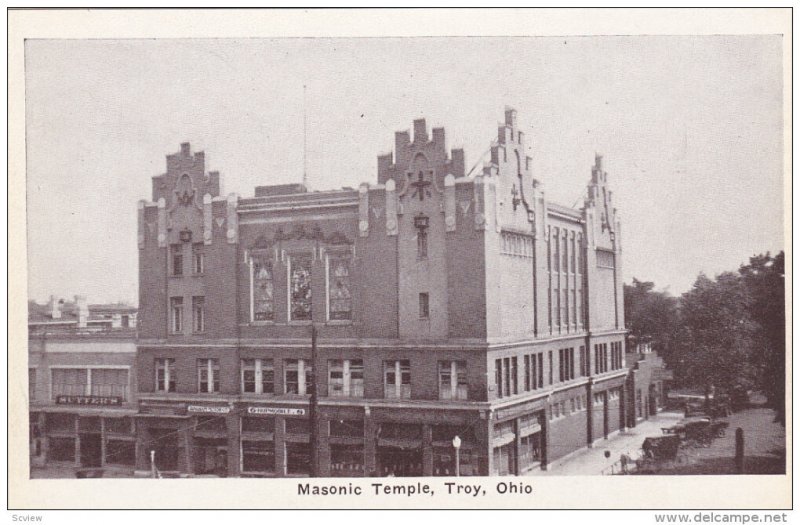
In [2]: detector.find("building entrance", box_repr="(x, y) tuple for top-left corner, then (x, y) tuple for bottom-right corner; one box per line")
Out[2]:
(377, 446), (423, 477)
(79, 433), (102, 467)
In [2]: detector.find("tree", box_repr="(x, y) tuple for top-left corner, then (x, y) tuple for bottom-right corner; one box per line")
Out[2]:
(739, 252), (785, 424)
(624, 278), (680, 369)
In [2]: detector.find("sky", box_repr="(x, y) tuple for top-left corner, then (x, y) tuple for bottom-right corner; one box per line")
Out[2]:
(25, 36), (784, 304)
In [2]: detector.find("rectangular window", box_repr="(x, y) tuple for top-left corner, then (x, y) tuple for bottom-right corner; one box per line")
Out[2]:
(171, 245), (183, 276)
(552, 228), (559, 269)
(438, 361), (468, 400)
(328, 359), (364, 398)
(252, 255), (275, 322)
(562, 235), (569, 272)
(572, 288), (578, 326)
(558, 349), (565, 382)
(510, 357), (518, 395)
(384, 360), (411, 399)
(192, 244), (204, 274)
(537, 353), (544, 389)
(495, 358), (503, 397)
(289, 255), (313, 321)
(241, 359), (274, 394)
(570, 236), (576, 273)
(327, 256), (353, 321)
(417, 229), (428, 259)
(155, 358), (176, 393)
(197, 359), (220, 393)
(90, 368), (129, 400)
(548, 351), (553, 385)
(284, 359), (312, 395)
(419, 292), (430, 319)
(524, 355), (531, 391)
(576, 235), (583, 273)
(192, 296), (205, 332)
(170, 297), (183, 333)
(51, 368), (89, 398)
(562, 289), (568, 328)
(579, 346), (587, 377)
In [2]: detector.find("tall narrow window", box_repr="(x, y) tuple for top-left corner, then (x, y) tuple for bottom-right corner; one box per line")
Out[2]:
(537, 353), (544, 389)
(562, 235), (569, 272)
(192, 296), (205, 332)
(289, 255), (313, 321)
(548, 351), (553, 385)
(197, 359), (219, 393)
(252, 255), (275, 321)
(383, 360), (411, 399)
(524, 355), (531, 391)
(558, 349), (565, 382)
(192, 244), (204, 274)
(495, 358), (503, 397)
(171, 245), (183, 276)
(170, 297), (183, 333)
(563, 289), (569, 328)
(579, 346), (587, 376)
(155, 358), (176, 393)
(284, 359), (312, 395)
(438, 361), (468, 400)
(552, 228), (560, 269)
(419, 292), (429, 319)
(510, 357), (518, 395)
(241, 359), (274, 394)
(417, 229), (428, 259)
(328, 256), (352, 321)
(570, 236), (576, 273)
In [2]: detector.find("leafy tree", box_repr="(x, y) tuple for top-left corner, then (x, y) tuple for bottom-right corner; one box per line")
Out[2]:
(623, 278), (680, 368)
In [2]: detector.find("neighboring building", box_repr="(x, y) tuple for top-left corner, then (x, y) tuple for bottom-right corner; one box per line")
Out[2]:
(134, 108), (635, 477)
(625, 337), (672, 426)
(28, 297), (138, 473)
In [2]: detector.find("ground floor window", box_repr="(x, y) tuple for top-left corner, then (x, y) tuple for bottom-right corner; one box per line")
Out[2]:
(148, 428), (180, 472)
(377, 446), (423, 477)
(105, 440), (136, 466)
(286, 442), (311, 475)
(519, 432), (542, 470)
(49, 437), (75, 463)
(330, 444), (364, 477)
(493, 442), (516, 476)
(241, 440), (275, 474)
(193, 437), (228, 476)
(433, 447), (477, 476)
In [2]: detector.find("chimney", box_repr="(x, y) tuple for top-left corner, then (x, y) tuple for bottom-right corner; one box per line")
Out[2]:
(413, 119), (428, 144)
(180, 142), (191, 157)
(49, 295), (61, 319)
(75, 295), (89, 328)
(505, 107), (517, 128)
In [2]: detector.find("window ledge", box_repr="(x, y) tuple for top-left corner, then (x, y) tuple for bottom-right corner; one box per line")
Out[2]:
(325, 320), (353, 326)
(287, 320), (313, 326)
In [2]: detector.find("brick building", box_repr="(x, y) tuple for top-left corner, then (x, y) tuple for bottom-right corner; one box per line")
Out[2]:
(134, 108), (636, 477)
(28, 297), (138, 473)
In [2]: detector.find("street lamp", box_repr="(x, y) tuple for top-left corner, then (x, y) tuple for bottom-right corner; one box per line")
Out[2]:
(452, 435), (462, 477)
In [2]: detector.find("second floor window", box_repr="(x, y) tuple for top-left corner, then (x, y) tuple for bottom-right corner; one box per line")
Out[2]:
(192, 296), (205, 332)
(51, 368), (130, 401)
(193, 244), (204, 274)
(384, 360), (411, 399)
(328, 359), (364, 397)
(171, 245), (183, 276)
(289, 256), (313, 321)
(438, 361), (467, 400)
(197, 358), (220, 393)
(155, 358), (176, 393)
(327, 256), (352, 321)
(241, 358), (274, 394)
(284, 359), (313, 395)
(170, 297), (183, 333)
(252, 255), (274, 321)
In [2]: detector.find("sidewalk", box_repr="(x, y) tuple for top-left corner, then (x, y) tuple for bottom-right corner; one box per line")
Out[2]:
(527, 410), (685, 476)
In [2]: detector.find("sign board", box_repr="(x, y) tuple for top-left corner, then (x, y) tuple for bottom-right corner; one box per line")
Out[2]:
(187, 405), (231, 414)
(56, 395), (122, 406)
(247, 407), (306, 416)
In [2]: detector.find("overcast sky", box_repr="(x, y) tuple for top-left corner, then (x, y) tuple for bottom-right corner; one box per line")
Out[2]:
(25, 36), (784, 304)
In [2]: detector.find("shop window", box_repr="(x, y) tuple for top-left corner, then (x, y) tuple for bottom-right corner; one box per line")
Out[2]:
(104, 417), (132, 435)
(241, 417), (275, 434)
(289, 255), (313, 321)
(155, 358), (176, 393)
(286, 442), (311, 475)
(46, 413), (75, 433)
(328, 359), (364, 397)
(286, 419), (310, 436)
(438, 360), (468, 400)
(329, 419), (364, 438)
(241, 359), (274, 394)
(383, 360), (411, 399)
(284, 359), (313, 395)
(105, 440), (135, 466)
(251, 254), (275, 322)
(197, 359), (220, 393)
(330, 444), (364, 477)
(380, 423), (421, 440)
(49, 437), (76, 463)
(328, 255), (353, 321)
(242, 441), (275, 473)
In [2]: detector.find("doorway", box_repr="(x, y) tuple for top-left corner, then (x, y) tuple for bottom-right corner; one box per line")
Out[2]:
(79, 433), (102, 467)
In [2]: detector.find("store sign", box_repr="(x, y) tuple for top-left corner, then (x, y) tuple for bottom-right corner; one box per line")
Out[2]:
(247, 407), (306, 416)
(187, 405), (231, 414)
(56, 395), (122, 406)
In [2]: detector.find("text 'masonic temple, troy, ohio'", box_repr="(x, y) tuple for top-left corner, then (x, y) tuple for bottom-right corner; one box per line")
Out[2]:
(130, 108), (668, 477)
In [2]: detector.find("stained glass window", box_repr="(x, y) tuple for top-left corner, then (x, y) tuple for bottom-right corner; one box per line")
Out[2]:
(252, 255), (274, 321)
(328, 256), (352, 321)
(290, 256), (313, 321)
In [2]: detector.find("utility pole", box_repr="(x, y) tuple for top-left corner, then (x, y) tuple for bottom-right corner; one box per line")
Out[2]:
(309, 322), (319, 477)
